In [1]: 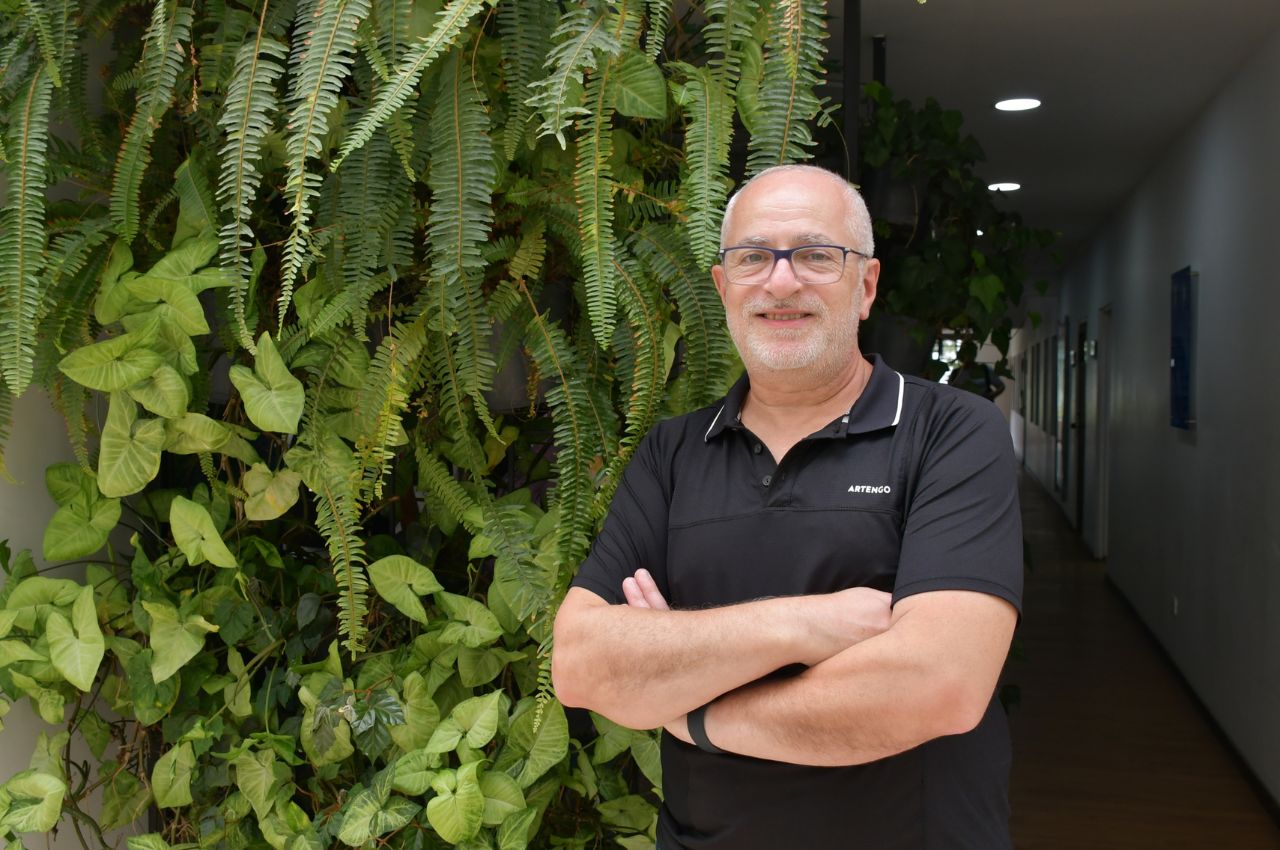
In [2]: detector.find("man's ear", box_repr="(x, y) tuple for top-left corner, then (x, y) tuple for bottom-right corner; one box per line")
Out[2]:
(859, 258), (881, 320)
(711, 264), (729, 303)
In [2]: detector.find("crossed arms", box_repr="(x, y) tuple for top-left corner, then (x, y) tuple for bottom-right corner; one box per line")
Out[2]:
(551, 570), (1017, 767)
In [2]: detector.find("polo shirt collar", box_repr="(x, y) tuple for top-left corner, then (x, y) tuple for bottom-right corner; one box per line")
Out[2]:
(703, 354), (905, 442)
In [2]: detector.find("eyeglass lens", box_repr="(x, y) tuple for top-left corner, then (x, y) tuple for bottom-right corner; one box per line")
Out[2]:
(723, 246), (846, 285)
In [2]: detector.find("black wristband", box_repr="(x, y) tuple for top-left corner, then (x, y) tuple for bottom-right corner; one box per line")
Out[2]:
(687, 704), (725, 754)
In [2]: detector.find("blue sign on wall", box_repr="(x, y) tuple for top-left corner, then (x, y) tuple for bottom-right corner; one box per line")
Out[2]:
(1170, 266), (1195, 430)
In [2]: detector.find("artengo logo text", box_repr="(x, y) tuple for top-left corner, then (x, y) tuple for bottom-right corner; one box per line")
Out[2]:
(848, 484), (892, 494)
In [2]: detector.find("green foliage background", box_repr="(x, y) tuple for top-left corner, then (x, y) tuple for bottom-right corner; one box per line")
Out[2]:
(0, 0), (836, 846)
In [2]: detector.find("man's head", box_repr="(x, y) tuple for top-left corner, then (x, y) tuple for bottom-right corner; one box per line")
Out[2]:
(712, 165), (880, 382)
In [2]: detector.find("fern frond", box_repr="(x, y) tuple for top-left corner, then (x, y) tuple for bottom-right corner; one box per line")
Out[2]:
(278, 0), (372, 328)
(217, 18), (286, 353)
(518, 283), (615, 566)
(498, 0), (557, 160)
(354, 316), (427, 502)
(526, 2), (620, 148)
(38, 218), (112, 358)
(574, 66), (618, 350)
(292, 427), (370, 657)
(109, 0), (193, 242)
(424, 48), (497, 441)
(414, 441), (482, 534)
(331, 0), (484, 171)
(0, 378), (13, 482)
(610, 252), (663, 461)
(703, 0), (758, 83)
(483, 500), (554, 621)
(671, 62), (733, 268)
(642, 0), (673, 58)
(630, 223), (733, 408)
(744, 0), (826, 173)
(51, 375), (91, 468)
(19, 0), (63, 87)
(0, 68), (54, 395)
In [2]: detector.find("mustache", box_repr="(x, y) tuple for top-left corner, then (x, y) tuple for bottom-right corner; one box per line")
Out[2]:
(740, 296), (828, 315)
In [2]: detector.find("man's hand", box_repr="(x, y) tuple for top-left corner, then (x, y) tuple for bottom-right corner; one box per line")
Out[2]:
(622, 569), (669, 610)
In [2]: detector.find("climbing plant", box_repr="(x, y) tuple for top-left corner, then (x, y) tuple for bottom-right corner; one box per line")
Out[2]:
(0, 0), (834, 847)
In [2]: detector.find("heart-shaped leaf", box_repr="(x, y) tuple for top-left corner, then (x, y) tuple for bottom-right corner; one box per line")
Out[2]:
(170, 496), (237, 568)
(242, 464), (303, 521)
(127, 364), (190, 418)
(229, 333), (304, 433)
(367, 556), (443, 624)
(97, 393), (164, 497)
(59, 332), (163, 392)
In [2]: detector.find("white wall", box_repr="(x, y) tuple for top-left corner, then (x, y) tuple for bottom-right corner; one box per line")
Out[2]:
(1014, 26), (1280, 799)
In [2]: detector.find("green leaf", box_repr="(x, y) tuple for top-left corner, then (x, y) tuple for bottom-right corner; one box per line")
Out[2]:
(152, 741), (195, 808)
(229, 332), (304, 433)
(143, 600), (217, 682)
(598, 794), (654, 831)
(335, 784), (382, 846)
(127, 836), (176, 850)
(425, 763), (485, 844)
(243, 464), (303, 521)
(392, 748), (439, 795)
(127, 364), (190, 418)
(58, 333), (163, 392)
(125, 649), (179, 725)
(0, 640), (45, 666)
(451, 691), (502, 749)
(388, 671), (439, 752)
(45, 463), (93, 506)
(46, 587), (104, 691)
(969, 272), (1005, 314)
(126, 274), (210, 335)
(437, 592), (502, 647)
(97, 393), (165, 497)
(79, 710), (110, 759)
(610, 51), (666, 119)
(479, 770), (525, 827)
(367, 555), (442, 624)
(497, 806), (538, 850)
(163, 412), (232, 454)
(630, 732), (662, 789)
(170, 495), (237, 568)
(43, 495), (121, 561)
(100, 765), (151, 830)
(370, 796), (420, 839)
(0, 770), (66, 833)
(508, 698), (568, 788)
(233, 749), (286, 821)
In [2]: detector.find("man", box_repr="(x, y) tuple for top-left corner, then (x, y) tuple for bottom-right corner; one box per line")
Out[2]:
(552, 165), (1022, 849)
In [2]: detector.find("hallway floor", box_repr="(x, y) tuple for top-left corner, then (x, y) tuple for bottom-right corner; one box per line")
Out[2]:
(1007, 476), (1280, 849)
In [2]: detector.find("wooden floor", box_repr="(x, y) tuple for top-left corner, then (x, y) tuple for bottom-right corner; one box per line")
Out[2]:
(1007, 476), (1280, 850)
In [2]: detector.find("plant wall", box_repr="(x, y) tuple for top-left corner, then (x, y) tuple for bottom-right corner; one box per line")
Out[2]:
(0, 0), (834, 847)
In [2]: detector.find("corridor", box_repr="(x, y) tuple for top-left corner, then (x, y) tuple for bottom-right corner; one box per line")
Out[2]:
(1007, 476), (1280, 849)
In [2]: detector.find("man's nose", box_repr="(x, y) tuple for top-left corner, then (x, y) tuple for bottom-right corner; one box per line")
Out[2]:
(762, 256), (804, 298)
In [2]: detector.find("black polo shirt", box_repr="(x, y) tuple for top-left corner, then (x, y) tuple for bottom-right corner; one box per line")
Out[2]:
(571, 354), (1023, 850)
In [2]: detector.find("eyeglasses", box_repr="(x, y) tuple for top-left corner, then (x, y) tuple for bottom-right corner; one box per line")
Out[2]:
(717, 244), (871, 286)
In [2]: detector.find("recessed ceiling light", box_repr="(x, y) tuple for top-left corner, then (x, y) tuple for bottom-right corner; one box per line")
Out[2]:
(995, 98), (1041, 112)
(988, 182), (1021, 192)
(976, 229), (985, 236)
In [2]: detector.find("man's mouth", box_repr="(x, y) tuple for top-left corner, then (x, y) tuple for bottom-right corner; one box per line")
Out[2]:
(757, 311), (811, 321)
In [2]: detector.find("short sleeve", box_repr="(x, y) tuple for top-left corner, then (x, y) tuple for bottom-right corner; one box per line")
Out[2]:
(893, 395), (1023, 612)
(570, 429), (672, 605)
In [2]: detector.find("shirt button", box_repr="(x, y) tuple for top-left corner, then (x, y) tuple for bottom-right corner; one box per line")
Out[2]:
(753, 443), (763, 454)
(762, 474), (772, 487)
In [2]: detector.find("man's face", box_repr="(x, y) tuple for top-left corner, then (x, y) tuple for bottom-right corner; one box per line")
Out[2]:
(712, 171), (880, 380)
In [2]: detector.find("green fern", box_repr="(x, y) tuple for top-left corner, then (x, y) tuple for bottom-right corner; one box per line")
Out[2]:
(19, 0), (63, 88)
(498, 0), (557, 160)
(0, 378), (13, 482)
(745, 0), (826, 173)
(216, 25), (285, 352)
(642, 0), (673, 58)
(573, 61), (620, 351)
(332, 0), (483, 171)
(671, 62), (734, 268)
(630, 223), (734, 409)
(354, 316), (426, 503)
(422, 48), (498, 459)
(526, 1), (621, 149)
(703, 0), (758, 82)
(109, 0), (193, 242)
(0, 68), (53, 395)
(414, 441), (482, 534)
(277, 0), (372, 329)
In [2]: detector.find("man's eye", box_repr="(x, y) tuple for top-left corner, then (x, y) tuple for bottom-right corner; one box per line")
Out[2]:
(737, 251), (769, 265)
(797, 248), (838, 265)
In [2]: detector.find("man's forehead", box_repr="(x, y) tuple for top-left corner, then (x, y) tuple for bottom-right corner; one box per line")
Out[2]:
(735, 232), (837, 246)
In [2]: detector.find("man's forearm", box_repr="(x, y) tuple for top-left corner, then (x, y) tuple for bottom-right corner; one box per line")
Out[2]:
(552, 590), (819, 729)
(672, 591), (1017, 765)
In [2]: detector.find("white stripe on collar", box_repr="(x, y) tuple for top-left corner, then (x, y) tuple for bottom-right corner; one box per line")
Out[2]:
(891, 372), (905, 426)
(704, 405), (725, 442)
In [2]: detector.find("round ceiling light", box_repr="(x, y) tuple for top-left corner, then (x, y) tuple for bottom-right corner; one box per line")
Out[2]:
(988, 182), (1021, 192)
(995, 98), (1041, 112)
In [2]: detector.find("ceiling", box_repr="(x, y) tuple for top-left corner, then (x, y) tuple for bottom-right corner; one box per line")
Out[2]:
(830, 0), (1280, 257)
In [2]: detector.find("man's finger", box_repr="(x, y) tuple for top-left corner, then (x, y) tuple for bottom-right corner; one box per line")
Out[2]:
(622, 577), (651, 608)
(635, 569), (670, 610)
